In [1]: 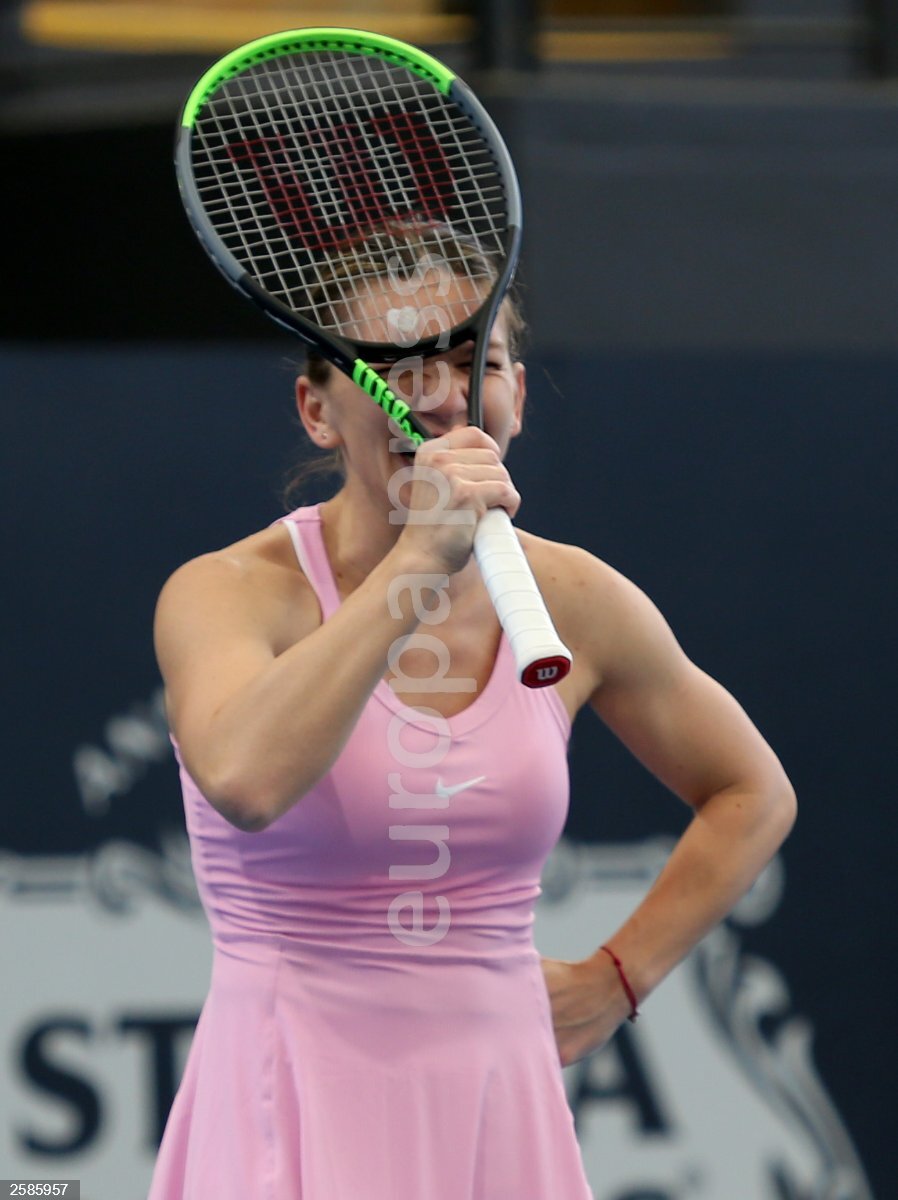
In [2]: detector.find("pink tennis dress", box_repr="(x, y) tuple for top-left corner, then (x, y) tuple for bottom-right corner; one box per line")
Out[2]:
(148, 505), (593, 1200)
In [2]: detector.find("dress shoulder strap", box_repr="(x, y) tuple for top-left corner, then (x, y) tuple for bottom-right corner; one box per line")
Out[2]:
(277, 504), (341, 619)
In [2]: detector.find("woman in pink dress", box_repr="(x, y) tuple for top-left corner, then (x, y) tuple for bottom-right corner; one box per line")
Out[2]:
(148, 231), (796, 1199)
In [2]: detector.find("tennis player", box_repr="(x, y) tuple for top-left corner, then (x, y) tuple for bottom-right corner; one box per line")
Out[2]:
(149, 254), (796, 1199)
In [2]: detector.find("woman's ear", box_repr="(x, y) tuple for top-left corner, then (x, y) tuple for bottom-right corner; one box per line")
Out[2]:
(296, 375), (338, 449)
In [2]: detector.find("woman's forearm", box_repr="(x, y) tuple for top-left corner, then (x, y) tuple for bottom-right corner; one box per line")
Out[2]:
(592, 778), (797, 1004)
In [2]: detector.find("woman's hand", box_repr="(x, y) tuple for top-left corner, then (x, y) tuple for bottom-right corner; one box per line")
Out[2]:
(397, 427), (521, 575)
(539, 952), (634, 1067)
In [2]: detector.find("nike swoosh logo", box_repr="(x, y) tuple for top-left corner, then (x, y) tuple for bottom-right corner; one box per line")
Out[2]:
(435, 775), (486, 799)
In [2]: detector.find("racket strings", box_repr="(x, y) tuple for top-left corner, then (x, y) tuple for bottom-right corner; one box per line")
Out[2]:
(190, 49), (508, 343)
(305, 226), (496, 344)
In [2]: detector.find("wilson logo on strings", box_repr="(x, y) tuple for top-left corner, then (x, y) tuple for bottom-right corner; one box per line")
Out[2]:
(227, 112), (457, 252)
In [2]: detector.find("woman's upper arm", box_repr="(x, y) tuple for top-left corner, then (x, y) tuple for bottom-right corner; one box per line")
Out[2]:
(580, 562), (790, 810)
(154, 553), (305, 769)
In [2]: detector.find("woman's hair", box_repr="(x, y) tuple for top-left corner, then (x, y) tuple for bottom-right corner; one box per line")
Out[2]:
(284, 221), (527, 507)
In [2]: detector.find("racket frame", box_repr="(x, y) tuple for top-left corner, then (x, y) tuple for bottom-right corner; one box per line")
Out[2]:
(176, 28), (521, 445)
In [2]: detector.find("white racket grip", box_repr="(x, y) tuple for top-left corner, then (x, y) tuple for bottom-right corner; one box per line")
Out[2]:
(473, 508), (572, 688)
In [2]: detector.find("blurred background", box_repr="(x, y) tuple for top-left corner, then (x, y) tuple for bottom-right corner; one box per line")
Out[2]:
(1, 2), (895, 1197)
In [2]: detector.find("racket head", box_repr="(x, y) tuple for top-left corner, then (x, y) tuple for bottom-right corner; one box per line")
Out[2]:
(175, 28), (522, 433)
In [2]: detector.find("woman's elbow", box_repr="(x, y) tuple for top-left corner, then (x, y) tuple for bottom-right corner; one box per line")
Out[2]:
(767, 770), (798, 845)
(198, 764), (280, 833)
(781, 780), (798, 834)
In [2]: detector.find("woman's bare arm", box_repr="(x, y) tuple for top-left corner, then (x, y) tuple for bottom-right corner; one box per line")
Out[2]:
(535, 548), (796, 1064)
(155, 540), (431, 832)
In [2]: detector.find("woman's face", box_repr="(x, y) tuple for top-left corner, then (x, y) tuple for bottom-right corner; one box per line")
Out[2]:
(299, 268), (525, 496)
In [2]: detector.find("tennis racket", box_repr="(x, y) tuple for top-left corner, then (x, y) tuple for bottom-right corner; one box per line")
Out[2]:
(175, 27), (571, 688)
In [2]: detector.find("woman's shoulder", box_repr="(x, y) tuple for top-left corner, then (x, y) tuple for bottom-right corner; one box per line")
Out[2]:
(516, 529), (667, 695)
(155, 521), (318, 652)
(162, 520), (303, 588)
(517, 528), (635, 604)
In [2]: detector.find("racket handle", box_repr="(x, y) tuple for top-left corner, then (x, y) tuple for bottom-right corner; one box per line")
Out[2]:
(473, 508), (573, 688)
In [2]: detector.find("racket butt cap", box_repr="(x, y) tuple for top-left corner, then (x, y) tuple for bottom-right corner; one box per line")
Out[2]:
(520, 655), (572, 689)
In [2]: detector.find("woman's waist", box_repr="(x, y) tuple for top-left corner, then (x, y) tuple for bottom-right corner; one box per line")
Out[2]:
(209, 906), (541, 967)
(209, 927), (544, 1016)
(202, 874), (541, 947)
(205, 931), (549, 1061)
(212, 928), (542, 963)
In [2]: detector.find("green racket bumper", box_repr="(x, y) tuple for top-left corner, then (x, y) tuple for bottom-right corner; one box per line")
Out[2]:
(181, 27), (456, 128)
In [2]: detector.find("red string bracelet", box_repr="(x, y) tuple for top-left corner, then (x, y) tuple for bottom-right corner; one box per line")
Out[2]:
(600, 945), (640, 1023)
